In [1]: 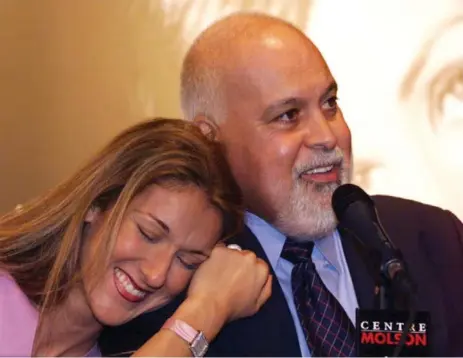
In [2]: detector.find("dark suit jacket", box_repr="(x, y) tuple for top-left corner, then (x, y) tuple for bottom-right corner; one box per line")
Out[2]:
(99, 196), (463, 356)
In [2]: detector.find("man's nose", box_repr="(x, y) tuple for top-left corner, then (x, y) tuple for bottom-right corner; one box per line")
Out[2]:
(302, 111), (337, 151)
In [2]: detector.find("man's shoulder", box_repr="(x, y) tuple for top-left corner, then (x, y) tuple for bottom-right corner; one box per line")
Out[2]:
(373, 194), (443, 211)
(371, 195), (462, 241)
(372, 194), (450, 220)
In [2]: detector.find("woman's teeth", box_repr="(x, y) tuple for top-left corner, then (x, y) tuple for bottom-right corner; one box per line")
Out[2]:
(114, 268), (146, 298)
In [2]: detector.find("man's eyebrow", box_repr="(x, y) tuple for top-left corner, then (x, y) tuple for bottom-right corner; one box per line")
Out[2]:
(399, 16), (463, 101)
(261, 82), (338, 119)
(262, 97), (305, 118)
(321, 81), (338, 99)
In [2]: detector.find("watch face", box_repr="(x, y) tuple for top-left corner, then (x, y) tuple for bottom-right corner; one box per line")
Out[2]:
(190, 332), (209, 357)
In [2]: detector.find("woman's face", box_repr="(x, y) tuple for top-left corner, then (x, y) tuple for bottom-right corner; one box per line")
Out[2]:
(80, 184), (222, 326)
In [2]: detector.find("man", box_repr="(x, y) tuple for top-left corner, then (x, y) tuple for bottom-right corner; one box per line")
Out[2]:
(100, 12), (463, 356)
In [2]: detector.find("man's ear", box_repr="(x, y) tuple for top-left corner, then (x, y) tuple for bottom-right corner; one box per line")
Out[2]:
(193, 114), (220, 141)
(84, 206), (101, 223)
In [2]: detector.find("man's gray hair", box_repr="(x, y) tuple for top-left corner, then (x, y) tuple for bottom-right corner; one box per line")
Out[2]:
(180, 12), (303, 123)
(180, 47), (224, 122)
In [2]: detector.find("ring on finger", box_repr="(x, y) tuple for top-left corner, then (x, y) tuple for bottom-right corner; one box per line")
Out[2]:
(227, 244), (243, 251)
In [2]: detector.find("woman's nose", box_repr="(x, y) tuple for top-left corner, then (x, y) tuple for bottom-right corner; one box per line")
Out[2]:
(140, 248), (175, 290)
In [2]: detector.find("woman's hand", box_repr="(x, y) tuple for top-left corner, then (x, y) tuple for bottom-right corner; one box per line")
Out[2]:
(132, 246), (271, 357)
(187, 245), (272, 325)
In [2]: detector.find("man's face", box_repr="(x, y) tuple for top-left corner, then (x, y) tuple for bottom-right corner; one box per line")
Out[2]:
(308, 0), (463, 219)
(216, 27), (352, 240)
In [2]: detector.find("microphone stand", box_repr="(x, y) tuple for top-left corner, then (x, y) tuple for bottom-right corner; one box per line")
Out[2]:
(360, 243), (417, 357)
(340, 227), (417, 356)
(379, 258), (418, 357)
(379, 284), (387, 310)
(390, 271), (418, 357)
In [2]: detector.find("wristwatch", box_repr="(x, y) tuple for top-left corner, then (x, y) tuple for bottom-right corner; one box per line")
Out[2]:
(163, 318), (209, 357)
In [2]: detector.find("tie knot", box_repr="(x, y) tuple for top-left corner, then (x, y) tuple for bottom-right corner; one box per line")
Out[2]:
(281, 238), (315, 264)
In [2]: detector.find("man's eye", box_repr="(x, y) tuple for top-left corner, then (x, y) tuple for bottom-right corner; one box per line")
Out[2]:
(275, 108), (300, 123)
(322, 96), (339, 111)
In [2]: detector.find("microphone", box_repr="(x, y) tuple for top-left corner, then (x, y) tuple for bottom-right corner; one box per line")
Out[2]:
(331, 184), (415, 297)
(332, 184), (430, 357)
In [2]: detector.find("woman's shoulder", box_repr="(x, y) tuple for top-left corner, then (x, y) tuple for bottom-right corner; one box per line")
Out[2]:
(0, 271), (20, 297)
(0, 270), (20, 290)
(0, 270), (37, 313)
(0, 270), (39, 356)
(0, 271), (30, 301)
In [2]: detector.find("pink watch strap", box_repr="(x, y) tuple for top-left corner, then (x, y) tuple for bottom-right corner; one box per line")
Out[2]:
(163, 318), (198, 343)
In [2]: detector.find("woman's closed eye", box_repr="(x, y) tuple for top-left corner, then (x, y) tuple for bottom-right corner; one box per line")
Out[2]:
(137, 225), (162, 243)
(176, 251), (208, 271)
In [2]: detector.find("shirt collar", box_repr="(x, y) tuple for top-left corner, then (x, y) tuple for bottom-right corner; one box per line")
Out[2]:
(245, 211), (342, 272)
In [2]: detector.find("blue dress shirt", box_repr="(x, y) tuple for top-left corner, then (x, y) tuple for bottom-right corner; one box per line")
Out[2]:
(245, 212), (359, 357)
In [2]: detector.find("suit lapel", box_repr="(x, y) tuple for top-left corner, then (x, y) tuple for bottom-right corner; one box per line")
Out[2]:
(214, 226), (301, 357)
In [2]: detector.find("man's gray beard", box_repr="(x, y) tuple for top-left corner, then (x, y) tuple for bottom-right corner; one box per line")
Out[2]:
(273, 160), (352, 242)
(274, 181), (339, 242)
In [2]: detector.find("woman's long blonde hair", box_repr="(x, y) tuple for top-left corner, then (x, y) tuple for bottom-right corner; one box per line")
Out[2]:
(0, 117), (243, 314)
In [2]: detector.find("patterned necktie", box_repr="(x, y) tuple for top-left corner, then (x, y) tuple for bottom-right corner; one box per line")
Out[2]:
(282, 238), (356, 357)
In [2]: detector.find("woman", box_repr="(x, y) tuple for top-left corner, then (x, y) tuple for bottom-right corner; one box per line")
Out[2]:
(0, 117), (272, 357)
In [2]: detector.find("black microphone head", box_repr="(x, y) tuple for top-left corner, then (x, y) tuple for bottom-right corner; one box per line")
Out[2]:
(332, 184), (412, 292)
(332, 183), (374, 222)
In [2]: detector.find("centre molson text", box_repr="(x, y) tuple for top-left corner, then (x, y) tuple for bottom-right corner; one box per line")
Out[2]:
(359, 321), (427, 346)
